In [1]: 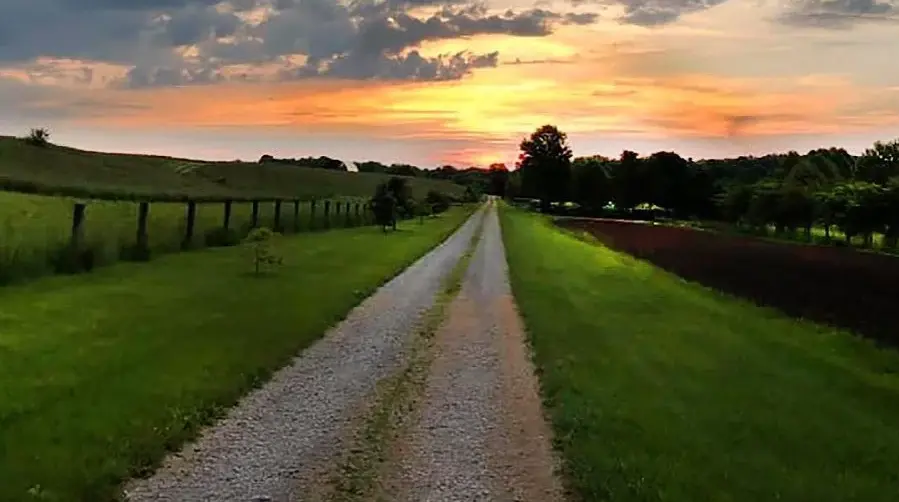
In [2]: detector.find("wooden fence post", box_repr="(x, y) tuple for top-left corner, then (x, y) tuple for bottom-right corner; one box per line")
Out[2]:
(182, 201), (197, 250)
(136, 202), (150, 259)
(324, 200), (331, 229)
(293, 200), (300, 232)
(70, 203), (86, 251)
(223, 200), (232, 230)
(251, 200), (260, 228)
(274, 200), (282, 232)
(310, 200), (317, 230)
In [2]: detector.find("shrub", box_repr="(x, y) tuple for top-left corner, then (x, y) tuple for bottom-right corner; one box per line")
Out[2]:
(24, 128), (51, 147)
(242, 227), (283, 275)
(425, 190), (451, 214)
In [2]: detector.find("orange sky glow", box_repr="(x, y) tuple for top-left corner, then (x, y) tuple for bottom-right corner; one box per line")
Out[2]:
(1, 0), (897, 166)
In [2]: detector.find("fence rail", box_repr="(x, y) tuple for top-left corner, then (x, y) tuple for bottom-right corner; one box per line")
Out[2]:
(0, 192), (374, 284)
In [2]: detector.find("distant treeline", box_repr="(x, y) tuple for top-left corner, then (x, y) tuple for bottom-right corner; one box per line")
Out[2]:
(506, 125), (899, 251)
(258, 154), (497, 192)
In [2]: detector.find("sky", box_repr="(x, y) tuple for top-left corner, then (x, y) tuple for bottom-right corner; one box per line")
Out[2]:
(0, 0), (897, 168)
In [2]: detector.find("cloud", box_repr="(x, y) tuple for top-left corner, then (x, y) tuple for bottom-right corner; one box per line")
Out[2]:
(0, 0), (600, 88)
(566, 0), (726, 25)
(617, 0), (729, 25)
(775, 0), (898, 28)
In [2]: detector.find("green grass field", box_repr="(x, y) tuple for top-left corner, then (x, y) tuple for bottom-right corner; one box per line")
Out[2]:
(0, 192), (373, 284)
(500, 206), (899, 502)
(0, 205), (473, 502)
(0, 136), (464, 201)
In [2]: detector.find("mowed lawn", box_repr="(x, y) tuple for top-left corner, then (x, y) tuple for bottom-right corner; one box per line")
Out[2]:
(500, 206), (899, 502)
(0, 206), (472, 502)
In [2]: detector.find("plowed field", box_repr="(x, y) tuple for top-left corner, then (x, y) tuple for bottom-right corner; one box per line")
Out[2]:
(557, 218), (899, 345)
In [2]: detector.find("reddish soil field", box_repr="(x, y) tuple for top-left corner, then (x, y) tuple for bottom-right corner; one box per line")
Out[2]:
(557, 218), (899, 345)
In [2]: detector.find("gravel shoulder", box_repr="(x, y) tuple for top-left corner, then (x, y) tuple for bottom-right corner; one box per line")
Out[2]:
(122, 206), (485, 502)
(385, 200), (565, 502)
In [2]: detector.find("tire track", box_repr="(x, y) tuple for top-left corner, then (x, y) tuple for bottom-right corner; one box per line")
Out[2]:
(383, 199), (564, 502)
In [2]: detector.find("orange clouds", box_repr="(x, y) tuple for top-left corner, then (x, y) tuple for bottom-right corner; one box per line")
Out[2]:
(11, 39), (897, 166)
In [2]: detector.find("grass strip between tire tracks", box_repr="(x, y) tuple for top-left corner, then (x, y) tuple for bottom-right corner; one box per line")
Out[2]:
(325, 205), (488, 502)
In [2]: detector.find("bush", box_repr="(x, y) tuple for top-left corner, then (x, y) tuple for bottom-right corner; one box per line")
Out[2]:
(24, 128), (51, 147)
(425, 190), (451, 214)
(242, 227), (283, 275)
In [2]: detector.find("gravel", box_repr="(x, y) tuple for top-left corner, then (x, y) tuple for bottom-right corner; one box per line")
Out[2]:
(122, 207), (485, 502)
(390, 200), (564, 502)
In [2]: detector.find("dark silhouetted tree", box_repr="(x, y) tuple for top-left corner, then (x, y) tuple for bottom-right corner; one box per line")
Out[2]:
(518, 125), (573, 212)
(571, 156), (611, 212)
(487, 163), (510, 197)
(371, 183), (398, 231)
(386, 176), (414, 218)
(856, 139), (899, 184)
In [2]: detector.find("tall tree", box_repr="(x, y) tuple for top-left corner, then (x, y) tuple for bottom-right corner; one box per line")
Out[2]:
(571, 156), (611, 212)
(487, 163), (510, 197)
(610, 150), (645, 210)
(518, 125), (573, 212)
(857, 139), (899, 184)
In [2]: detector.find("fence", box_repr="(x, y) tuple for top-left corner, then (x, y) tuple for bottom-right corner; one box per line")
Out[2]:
(0, 193), (374, 284)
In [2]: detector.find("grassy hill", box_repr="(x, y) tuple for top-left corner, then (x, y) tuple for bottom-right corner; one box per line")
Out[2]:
(0, 136), (466, 285)
(0, 136), (465, 202)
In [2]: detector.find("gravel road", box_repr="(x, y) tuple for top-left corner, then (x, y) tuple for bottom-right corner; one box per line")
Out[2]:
(386, 200), (564, 502)
(122, 206), (485, 502)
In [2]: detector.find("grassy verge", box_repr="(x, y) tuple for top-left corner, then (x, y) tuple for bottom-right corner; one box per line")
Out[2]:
(0, 206), (474, 502)
(499, 205), (899, 502)
(327, 206), (487, 502)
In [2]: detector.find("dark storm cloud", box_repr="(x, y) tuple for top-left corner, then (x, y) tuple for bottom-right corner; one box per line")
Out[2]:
(775, 0), (897, 28)
(1, 0), (601, 87)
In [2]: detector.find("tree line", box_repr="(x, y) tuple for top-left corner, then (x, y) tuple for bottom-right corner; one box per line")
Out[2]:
(508, 125), (899, 249)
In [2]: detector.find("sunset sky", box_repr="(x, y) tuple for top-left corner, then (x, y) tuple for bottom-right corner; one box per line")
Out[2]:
(0, 0), (897, 167)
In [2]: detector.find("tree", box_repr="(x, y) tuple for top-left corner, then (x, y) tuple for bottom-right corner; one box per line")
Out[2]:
(356, 161), (388, 173)
(518, 125), (573, 212)
(571, 156), (611, 213)
(882, 177), (899, 248)
(386, 176), (414, 218)
(857, 139), (899, 184)
(371, 183), (398, 231)
(609, 150), (646, 210)
(386, 164), (422, 177)
(643, 151), (691, 216)
(487, 163), (510, 197)
(243, 227), (283, 275)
